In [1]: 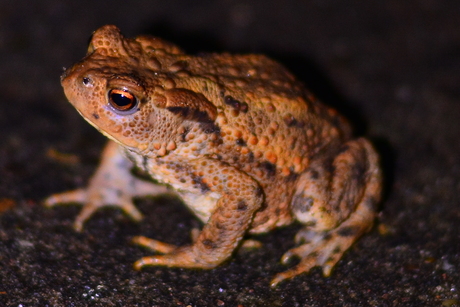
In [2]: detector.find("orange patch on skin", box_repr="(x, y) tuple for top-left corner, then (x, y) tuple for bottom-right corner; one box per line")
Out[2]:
(293, 156), (302, 165)
(240, 147), (250, 155)
(259, 136), (269, 146)
(167, 141), (177, 151)
(281, 166), (291, 176)
(248, 136), (258, 145)
(265, 151), (278, 164)
(157, 147), (167, 156)
(233, 130), (243, 138)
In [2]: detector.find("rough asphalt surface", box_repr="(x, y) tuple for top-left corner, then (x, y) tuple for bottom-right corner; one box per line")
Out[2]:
(1, 1), (459, 306)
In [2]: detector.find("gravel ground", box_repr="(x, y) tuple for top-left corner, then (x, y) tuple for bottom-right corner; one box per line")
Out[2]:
(0, 1), (459, 306)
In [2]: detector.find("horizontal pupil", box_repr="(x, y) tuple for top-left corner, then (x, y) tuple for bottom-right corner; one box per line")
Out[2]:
(113, 93), (132, 107)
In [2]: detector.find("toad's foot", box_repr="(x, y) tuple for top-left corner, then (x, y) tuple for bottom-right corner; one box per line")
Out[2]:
(46, 187), (148, 232)
(45, 141), (169, 231)
(132, 235), (263, 270)
(271, 198), (377, 287)
(132, 236), (177, 254)
(132, 236), (220, 269)
(270, 230), (350, 287)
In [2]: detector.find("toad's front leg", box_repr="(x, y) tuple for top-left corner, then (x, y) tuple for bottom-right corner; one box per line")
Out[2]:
(45, 140), (169, 231)
(134, 158), (263, 269)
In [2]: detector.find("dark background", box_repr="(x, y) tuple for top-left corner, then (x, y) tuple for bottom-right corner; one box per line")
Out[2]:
(1, 1), (459, 306)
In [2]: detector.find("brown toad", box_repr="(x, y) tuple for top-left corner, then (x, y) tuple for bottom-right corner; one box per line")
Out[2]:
(46, 25), (382, 286)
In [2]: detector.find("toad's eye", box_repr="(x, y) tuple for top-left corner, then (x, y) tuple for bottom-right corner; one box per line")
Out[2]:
(108, 89), (138, 113)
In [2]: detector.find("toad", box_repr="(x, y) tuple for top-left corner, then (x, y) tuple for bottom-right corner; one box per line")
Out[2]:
(46, 25), (382, 286)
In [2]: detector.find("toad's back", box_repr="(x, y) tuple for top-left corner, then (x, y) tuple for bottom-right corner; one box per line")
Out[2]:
(154, 51), (352, 172)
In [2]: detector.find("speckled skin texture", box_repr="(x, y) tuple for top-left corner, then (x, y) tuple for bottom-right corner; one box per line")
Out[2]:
(46, 25), (382, 286)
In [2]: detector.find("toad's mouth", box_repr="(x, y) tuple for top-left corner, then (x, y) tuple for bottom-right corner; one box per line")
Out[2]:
(74, 108), (141, 151)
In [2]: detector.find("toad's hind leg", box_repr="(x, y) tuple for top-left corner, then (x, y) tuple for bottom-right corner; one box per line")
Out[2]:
(271, 138), (382, 287)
